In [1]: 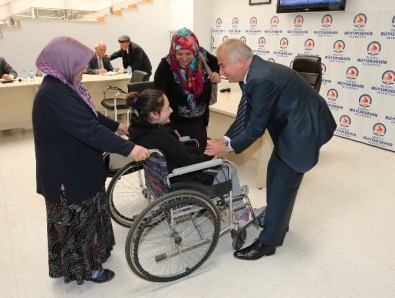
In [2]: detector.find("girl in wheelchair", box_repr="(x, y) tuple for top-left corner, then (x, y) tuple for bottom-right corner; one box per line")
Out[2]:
(125, 88), (247, 197)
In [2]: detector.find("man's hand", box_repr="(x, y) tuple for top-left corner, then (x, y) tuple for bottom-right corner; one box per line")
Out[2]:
(208, 72), (221, 84)
(204, 138), (228, 158)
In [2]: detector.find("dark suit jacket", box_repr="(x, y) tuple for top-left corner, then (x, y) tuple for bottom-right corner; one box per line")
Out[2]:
(110, 42), (152, 76)
(86, 55), (113, 74)
(0, 56), (18, 78)
(226, 56), (336, 173)
(33, 76), (134, 204)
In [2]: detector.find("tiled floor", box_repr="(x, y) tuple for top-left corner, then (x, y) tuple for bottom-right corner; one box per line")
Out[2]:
(1, 128), (394, 297)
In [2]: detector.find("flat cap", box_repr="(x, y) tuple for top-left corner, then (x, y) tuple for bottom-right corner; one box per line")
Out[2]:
(118, 35), (130, 42)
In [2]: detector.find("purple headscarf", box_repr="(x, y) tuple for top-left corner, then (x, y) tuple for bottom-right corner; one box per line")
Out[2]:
(36, 36), (97, 115)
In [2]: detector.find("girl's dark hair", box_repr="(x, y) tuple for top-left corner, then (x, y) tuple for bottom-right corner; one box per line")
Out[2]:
(126, 89), (165, 122)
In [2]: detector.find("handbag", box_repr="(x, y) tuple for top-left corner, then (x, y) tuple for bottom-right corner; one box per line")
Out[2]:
(198, 52), (218, 105)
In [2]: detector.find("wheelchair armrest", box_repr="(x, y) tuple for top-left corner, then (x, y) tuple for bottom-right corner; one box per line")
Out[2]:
(171, 158), (223, 177)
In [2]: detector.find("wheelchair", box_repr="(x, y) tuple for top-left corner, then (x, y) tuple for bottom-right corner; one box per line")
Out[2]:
(124, 149), (266, 282)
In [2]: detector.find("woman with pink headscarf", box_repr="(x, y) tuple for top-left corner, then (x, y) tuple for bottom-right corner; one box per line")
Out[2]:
(154, 28), (221, 149)
(33, 36), (149, 285)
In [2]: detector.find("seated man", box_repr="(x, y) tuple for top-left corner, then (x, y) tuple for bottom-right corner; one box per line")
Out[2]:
(0, 56), (18, 80)
(86, 41), (115, 75)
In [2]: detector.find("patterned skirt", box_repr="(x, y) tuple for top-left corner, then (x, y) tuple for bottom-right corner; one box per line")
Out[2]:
(45, 190), (115, 285)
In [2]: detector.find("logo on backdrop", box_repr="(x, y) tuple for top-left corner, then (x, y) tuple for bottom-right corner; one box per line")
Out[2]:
(304, 39), (314, 51)
(371, 70), (395, 97)
(336, 115), (356, 138)
(264, 16), (282, 35)
(294, 15), (304, 27)
(327, 89), (338, 101)
(346, 67), (359, 80)
(350, 94), (377, 119)
(254, 36), (270, 56)
(313, 14), (338, 37)
(363, 123), (393, 149)
(270, 16), (279, 27)
(367, 41), (381, 55)
(359, 94), (372, 108)
(337, 66), (364, 90)
(288, 15), (308, 36)
(339, 115), (351, 127)
(326, 89), (344, 112)
(228, 17), (242, 35)
(325, 40), (350, 63)
(354, 13), (367, 28)
(212, 18), (225, 34)
(333, 40), (345, 53)
(274, 38), (293, 58)
(250, 17), (257, 27)
(357, 41), (387, 67)
(382, 70), (395, 85)
(373, 123), (386, 136)
(245, 16), (262, 35)
(380, 16), (395, 40)
(344, 13), (373, 39)
(322, 14), (333, 27)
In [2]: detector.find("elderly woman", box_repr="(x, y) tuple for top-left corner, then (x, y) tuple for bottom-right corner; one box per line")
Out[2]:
(32, 36), (149, 285)
(154, 28), (221, 149)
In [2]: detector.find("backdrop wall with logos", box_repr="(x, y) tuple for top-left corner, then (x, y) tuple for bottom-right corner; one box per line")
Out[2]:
(211, 9), (395, 152)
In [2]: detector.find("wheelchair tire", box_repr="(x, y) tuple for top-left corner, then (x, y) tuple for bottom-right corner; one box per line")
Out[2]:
(231, 229), (247, 250)
(125, 190), (221, 282)
(107, 161), (151, 227)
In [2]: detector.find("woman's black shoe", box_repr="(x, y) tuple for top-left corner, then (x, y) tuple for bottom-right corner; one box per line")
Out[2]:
(89, 269), (115, 283)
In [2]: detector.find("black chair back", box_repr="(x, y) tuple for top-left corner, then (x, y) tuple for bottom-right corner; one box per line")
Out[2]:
(292, 56), (322, 92)
(130, 70), (149, 83)
(127, 81), (155, 93)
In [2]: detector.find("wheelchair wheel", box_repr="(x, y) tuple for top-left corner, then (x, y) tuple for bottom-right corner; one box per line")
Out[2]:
(107, 161), (150, 227)
(231, 229), (247, 250)
(125, 190), (221, 282)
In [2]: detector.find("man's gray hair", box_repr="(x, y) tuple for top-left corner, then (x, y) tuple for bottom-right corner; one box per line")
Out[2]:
(217, 39), (253, 62)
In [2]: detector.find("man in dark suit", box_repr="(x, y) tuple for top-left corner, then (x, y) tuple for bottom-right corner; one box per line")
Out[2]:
(0, 56), (18, 80)
(86, 42), (115, 75)
(109, 35), (152, 78)
(205, 39), (337, 260)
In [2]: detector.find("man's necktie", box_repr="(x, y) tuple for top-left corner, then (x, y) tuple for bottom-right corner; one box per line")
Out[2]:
(232, 83), (247, 136)
(98, 58), (103, 69)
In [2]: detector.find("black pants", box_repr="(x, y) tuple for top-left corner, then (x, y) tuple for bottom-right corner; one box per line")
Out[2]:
(258, 151), (304, 246)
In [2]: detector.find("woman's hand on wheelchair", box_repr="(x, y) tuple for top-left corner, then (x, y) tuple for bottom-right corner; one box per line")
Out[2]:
(129, 145), (150, 161)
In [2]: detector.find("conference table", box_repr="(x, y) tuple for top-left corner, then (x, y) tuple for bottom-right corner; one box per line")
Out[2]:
(0, 73), (131, 131)
(207, 81), (273, 189)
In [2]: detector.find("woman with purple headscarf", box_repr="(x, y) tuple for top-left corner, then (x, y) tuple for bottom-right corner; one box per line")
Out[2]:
(154, 28), (221, 149)
(32, 36), (150, 285)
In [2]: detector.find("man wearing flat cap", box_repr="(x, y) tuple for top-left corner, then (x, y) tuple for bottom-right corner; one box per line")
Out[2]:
(109, 34), (152, 78)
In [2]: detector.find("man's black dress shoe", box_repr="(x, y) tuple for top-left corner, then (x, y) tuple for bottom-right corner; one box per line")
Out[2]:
(233, 239), (276, 260)
(89, 269), (115, 283)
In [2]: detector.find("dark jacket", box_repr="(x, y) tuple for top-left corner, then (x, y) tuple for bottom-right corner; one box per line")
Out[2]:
(0, 56), (18, 78)
(110, 42), (152, 76)
(128, 119), (214, 184)
(154, 50), (219, 126)
(33, 75), (135, 204)
(226, 56), (337, 173)
(86, 55), (113, 74)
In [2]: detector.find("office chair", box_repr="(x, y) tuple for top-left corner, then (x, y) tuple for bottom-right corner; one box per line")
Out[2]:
(130, 70), (149, 83)
(101, 72), (149, 125)
(127, 80), (154, 93)
(292, 55), (322, 92)
(101, 86), (128, 123)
